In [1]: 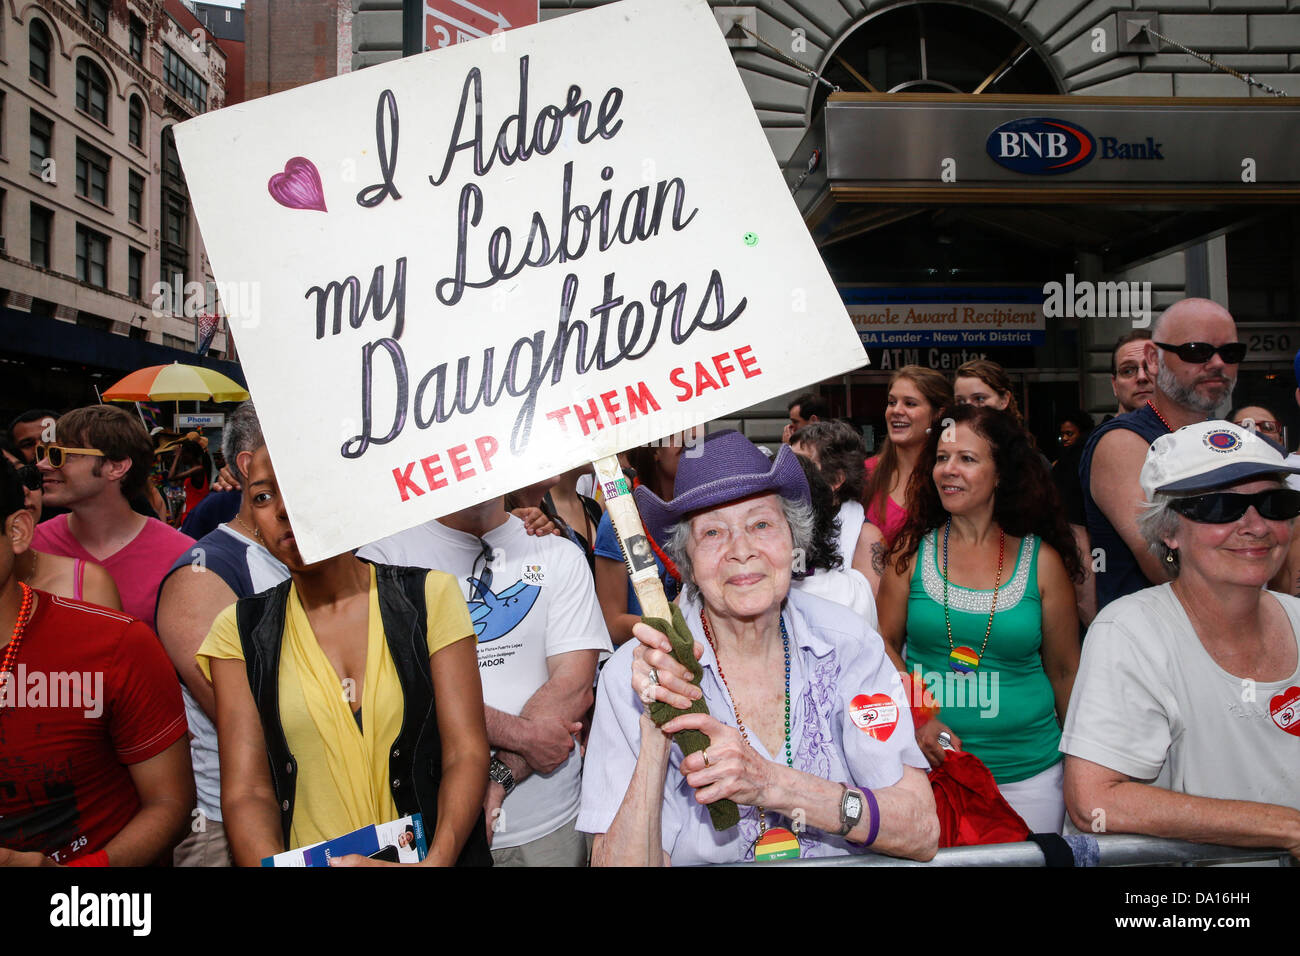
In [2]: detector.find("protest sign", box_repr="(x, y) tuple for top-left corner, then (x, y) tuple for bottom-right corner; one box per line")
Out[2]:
(173, 0), (867, 562)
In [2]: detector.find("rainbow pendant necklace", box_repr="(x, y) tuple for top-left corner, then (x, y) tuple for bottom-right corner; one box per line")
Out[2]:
(942, 518), (1005, 673)
(701, 609), (797, 861)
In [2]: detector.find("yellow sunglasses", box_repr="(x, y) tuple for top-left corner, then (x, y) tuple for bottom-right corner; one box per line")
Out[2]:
(35, 443), (106, 469)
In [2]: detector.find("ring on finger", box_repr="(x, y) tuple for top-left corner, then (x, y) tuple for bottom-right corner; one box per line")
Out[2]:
(702, 749), (711, 768)
(647, 667), (659, 686)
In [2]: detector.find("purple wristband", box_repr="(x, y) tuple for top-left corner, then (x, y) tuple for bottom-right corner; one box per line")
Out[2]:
(862, 787), (880, 846)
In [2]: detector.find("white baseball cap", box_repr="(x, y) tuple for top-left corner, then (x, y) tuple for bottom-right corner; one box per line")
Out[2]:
(1140, 420), (1300, 498)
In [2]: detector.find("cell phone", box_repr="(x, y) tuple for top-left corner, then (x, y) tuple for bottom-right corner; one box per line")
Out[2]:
(368, 844), (400, 863)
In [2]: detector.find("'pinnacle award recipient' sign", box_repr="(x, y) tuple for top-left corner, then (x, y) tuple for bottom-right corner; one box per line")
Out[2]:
(173, 0), (867, 562)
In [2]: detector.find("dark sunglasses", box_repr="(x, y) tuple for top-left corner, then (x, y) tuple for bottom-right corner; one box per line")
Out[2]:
(1155, 341), (1247, 365)
(468, 537), (495, 601)
(17, 462), (43, 492)
(1168, 488), (1300, 524)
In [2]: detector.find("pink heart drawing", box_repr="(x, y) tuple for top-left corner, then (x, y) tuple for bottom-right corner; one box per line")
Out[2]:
(268, 157), (327, 212)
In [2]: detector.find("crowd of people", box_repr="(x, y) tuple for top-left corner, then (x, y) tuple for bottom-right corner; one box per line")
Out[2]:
(1, 296), (1298, 868)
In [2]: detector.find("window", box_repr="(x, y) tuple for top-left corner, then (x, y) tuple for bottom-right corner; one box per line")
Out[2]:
(130, 16), (146, 64)
(76, 140), (110, 206)
(29, 20), (51, 87)
(160, 127), (190, 291)
(29, 111), (52, 177)
(76, 58), (109, 125)
(30, 204), (52, 268)
(129, 96), (145, 148)
(76, 224), (108, 288)
(128, 170), (144, 224)
(77, 0), (109, 34)
(129, 248), (145, 299)
(163, 47), (208, 113)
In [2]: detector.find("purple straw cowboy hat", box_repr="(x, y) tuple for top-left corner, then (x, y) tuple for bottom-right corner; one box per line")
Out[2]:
(633, 430), (811, 544)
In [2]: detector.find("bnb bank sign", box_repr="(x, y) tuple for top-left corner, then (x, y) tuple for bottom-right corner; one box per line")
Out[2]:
(986, 117), (1165, 175)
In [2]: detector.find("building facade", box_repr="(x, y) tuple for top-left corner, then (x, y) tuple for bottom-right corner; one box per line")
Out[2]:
(0, 0), (235, 414)
(190, 0), (243, 104)
(244, 0), (349, 98)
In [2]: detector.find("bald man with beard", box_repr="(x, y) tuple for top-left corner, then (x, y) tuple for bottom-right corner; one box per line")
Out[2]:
(1079, 298), (1242, 612)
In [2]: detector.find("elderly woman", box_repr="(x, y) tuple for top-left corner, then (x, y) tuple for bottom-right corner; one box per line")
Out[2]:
(1062, 421), (1300, 856)
(578, 431), (937, 865)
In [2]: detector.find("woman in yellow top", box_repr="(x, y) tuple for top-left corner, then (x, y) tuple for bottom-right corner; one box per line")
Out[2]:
(197, 444), (490, 866)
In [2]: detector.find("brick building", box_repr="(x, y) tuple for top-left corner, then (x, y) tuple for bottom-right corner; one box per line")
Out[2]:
(0, 0), (240, 414)
(244, 0), (350, 97)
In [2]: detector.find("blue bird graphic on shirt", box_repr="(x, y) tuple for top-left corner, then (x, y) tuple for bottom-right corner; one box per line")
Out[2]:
(467, 577), (541, 643)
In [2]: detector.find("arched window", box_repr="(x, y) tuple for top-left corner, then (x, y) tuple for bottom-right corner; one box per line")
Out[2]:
(76, 57), (109, 125)
(29, 20), (52, 86)
(129, 95), (145, 148)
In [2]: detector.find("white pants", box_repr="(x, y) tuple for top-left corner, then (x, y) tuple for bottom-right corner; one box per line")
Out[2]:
(998, 760), (1066, 835)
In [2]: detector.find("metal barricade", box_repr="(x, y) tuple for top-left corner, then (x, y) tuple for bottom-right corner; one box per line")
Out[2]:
(714, 834), (1295, 866)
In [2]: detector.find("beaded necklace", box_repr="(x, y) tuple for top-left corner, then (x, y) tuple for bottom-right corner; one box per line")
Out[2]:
(1, 584), (35, 711)
(1146, 399), (1173, 434)
(941, 518), (1005, 673)
(700, 608), (791, 834)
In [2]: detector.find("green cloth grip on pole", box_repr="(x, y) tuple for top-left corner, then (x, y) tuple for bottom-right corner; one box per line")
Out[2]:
(641, 604), (740, 832)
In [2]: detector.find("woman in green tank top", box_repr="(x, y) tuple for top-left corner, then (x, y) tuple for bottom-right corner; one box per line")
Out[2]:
(877, 404), (1083, 833)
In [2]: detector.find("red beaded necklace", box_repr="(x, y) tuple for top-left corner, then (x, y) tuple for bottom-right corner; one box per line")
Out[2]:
(1, 584), (35, 709)
(1146, 399), (1173, 433)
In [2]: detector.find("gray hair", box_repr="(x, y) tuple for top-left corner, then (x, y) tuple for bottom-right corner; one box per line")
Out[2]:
(661, 496), (815, 600)
(222, 401), (264, 486)
(1136, 494), (1183, 577)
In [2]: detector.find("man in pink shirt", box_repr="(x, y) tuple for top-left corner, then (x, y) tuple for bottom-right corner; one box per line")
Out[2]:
(34, 405), (194, 631)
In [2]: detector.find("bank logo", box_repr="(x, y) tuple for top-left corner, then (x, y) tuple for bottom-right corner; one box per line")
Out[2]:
(986, 117), (1096, 175)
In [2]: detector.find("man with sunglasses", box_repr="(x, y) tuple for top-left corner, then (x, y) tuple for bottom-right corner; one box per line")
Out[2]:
(359, 494), (611, 866)
(1062, 421), (1300, 859)
(32, 406), (195, 632)
(1080, 298), (1242, 613)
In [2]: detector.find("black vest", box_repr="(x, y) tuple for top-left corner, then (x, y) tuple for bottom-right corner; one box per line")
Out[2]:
(235, 563), (492, 866)
(1079, 403), (1170, 611)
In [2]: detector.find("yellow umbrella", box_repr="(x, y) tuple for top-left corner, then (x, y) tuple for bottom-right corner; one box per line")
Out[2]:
(101, 362), (249, 402)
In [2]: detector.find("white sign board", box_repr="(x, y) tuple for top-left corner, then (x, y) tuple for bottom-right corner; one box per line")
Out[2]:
(173, 0), (867, 562)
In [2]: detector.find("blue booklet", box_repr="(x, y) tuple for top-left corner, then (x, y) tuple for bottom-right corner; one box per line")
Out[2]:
(262, 813), (427, 867)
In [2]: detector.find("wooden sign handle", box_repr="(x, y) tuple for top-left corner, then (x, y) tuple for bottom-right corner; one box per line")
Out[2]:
(590, 455), (673, 620)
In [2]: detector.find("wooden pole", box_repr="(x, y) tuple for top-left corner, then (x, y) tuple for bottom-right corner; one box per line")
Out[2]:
(590, 454), (671, 620)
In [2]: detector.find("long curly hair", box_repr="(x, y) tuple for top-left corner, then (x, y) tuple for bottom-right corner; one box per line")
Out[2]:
(890, 404), (1083, 582)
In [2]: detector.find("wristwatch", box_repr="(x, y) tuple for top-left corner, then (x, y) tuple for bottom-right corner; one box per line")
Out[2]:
(488, 756), (516, 797)
(838, 784), (865, 837)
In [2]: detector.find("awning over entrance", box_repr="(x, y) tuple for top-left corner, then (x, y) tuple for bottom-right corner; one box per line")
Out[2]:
(1, 307), (246, 383)
(790, 94), (1300, 271)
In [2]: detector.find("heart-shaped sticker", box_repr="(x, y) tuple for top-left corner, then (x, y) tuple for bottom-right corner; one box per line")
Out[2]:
(850, 693), (898, 741)
(1269, 686), (1300, 736)
(268, 157), (327, 212)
